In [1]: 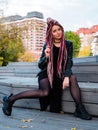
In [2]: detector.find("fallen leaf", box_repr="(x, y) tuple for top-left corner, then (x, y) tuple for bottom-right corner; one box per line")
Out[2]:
(60, 111), (65, 114)
(21, 119), (33, 123)
(19, 125), (28, 128)
(6, 126), (11, 128)
(71, 128), (77, 130)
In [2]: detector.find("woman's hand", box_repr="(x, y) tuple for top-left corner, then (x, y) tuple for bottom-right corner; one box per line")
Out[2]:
(45, 45), (50, 58)
(62, 77), (69, 90)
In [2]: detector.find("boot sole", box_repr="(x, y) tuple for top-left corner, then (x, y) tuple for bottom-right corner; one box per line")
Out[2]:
(2, 107), (11, 116)
(74, 112), (92, 120)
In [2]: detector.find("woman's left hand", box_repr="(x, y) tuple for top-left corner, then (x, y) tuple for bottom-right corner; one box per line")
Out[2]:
(62, 77), (69, 90)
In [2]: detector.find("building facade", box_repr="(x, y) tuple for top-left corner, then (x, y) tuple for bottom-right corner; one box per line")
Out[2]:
(2, 11), (46, 60)
(76, 25), (98, 56)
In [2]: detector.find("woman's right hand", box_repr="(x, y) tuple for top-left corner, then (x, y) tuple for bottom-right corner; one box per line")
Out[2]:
(62, 77), (69, 90)
(45, 45), (50, 58)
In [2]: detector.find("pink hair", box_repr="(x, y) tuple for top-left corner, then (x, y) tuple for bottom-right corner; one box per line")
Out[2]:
(46, 18), (67, 87)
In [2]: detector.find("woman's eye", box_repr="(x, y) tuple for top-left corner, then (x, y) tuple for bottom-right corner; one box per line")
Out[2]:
(58, 28), (61, 31)
(53, 30), (56, 33)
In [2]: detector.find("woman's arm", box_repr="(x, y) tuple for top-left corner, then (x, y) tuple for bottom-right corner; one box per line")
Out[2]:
(38, 44), (48, 70)
(64, 41), (73, 77)
(62, 41), (73, 89)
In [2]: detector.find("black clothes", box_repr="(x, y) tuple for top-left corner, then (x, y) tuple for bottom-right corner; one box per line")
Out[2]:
(38, 40), (73, 112)
(50, 45), (63, 112)
(38, 40), (73, 78)
(38, 44), (63, 112)
(38, 76), (63, 113)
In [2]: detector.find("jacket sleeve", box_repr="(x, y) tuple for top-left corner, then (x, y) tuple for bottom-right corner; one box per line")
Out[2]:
(38, 44), (48, 70)
(64, 41), (73, 77)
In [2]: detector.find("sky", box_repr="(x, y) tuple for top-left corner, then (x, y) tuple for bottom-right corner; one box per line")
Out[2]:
(0, 0), (98, 31)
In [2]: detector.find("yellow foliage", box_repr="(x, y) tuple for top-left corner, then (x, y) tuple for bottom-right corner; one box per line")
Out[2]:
(78, 45), (91, 57)
(18, 50), (35, 62)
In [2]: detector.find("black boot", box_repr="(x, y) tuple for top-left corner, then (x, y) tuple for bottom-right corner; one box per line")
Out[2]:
(2, 94), (13, 116)
(74, 104), (92, 120)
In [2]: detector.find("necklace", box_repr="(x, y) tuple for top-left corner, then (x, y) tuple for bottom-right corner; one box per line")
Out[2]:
(54, 41), (60, 43)
(54, 40), (60, 43)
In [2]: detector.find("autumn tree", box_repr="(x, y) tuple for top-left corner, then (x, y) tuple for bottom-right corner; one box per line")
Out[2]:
(0, 24), (25, 66)
(78, 45), (91, 57)
(65, 31), (81, 57)
(18, 50), (36, 62)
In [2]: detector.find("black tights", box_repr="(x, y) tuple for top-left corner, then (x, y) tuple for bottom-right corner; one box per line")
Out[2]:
(69, 75), (82, 105)
(9, 78), (50, 103)
(9, 75), (82, 111)
(38, 75), (82, 112)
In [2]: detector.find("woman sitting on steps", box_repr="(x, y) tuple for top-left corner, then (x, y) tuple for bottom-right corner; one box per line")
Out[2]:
(2, 17), (92, 120)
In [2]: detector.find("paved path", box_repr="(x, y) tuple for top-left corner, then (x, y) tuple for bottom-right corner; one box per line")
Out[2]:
(0, 104), (98, 130)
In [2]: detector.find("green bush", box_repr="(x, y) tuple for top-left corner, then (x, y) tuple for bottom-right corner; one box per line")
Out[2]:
(0, 57), (3, 66)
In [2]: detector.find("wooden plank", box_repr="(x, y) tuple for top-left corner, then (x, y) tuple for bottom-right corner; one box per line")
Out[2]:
(63, 89), (98, 103)
(73, 55), (98, 63)
(13, 98), (40, 109)
(0, 84), (11, 95)
(72, 65), (98, 72)
(62, 102), (98, 116)
(13, 100), (98, 116)
(1, 60), (98, 83)
(0, 62), (98, 117)
(75, 73), (98, 82)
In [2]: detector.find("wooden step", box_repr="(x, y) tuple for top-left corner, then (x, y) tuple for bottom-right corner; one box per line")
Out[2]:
(0, 77), (98, 116)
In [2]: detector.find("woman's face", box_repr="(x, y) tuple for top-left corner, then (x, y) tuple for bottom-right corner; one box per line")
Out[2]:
(51, 25), (62, 40)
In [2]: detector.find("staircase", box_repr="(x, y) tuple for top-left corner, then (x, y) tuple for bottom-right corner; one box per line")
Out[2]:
(0, 56), (98, 116)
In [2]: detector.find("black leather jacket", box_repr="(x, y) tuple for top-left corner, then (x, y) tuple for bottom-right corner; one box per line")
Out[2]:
(38, 40), (73, 77)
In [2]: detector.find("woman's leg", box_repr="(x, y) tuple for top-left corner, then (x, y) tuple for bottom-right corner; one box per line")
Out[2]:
(38, 77), (51, 111)
(69, 75), (82, 105)
(10, 78), (50, 101)
(69, 75), (92, 120)
(2, 78), (50, 116)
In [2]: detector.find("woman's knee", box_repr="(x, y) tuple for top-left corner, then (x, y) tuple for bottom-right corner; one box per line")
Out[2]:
(70, 75), (77, 82)
(42, 90), (49, 97)
(69, 75), (79, 88)
(39, 90), (49, 97)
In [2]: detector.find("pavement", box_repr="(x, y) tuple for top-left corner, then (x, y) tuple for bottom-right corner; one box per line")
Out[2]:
(0, 103), (98, 130)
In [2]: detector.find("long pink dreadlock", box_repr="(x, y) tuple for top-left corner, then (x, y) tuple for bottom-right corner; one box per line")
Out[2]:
(46, 18), (67, 87)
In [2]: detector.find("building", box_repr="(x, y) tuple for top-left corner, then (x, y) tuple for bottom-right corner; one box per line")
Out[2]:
(1, 11), (47, 60)
(76, 25), (98, 56)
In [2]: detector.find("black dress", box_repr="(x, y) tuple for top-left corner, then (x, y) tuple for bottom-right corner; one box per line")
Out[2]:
(38, 40), (73, 112)
(49, 44), (63, 112)
(38, 44), (63, 113)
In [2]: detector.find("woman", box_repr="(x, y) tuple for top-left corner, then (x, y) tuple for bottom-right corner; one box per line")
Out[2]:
(2, 18), (92, 120)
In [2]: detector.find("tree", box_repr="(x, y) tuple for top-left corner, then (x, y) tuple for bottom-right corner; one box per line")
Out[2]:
(18, 50), (35, 62)
(78, 45), (91, 57)
(0, 24), (25, 66)
(65, 31), (81, 57)
(0, 57), (3, 66)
